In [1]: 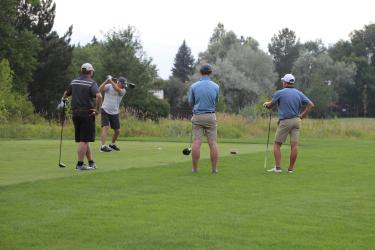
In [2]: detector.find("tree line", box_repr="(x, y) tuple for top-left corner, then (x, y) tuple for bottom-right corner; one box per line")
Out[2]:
(1, 1), (374, 123)
(167, 23), (375, 118)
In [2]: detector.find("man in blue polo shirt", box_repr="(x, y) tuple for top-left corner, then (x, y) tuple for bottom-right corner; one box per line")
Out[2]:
(188, 64), (220, 174)
(263, 73), (314, 173)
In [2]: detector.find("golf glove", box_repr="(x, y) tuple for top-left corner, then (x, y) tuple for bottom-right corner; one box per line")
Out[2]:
(57, 99), (67, 110)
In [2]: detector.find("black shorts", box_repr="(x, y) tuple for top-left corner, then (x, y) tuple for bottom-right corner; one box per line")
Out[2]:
(72, 111), (96, 142)
(101, 109), (120, 130)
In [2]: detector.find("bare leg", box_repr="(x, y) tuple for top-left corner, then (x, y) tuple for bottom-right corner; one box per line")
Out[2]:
(101, 126), (109, 145)
(77, 142), (88, 162)
(112, 128), (120, 144)
(86, 143), (93, 161)
(208, 140), (218, 172)
(273, 142), (282, 168)
(192, 139), (202, 172)
(289, 142), (298, 170)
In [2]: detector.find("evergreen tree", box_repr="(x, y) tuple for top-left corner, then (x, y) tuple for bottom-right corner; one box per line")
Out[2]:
(268, 28), (300, 89)
(16, 0), (75, 117)
(29, 27), (74, 117)
(171, 40), (195, 82)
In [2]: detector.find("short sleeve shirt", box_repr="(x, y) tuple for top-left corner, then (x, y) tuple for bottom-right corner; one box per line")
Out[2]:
(66, 75), (99, 110)
(101, 84), (126, 115)
(271, 87), (310, 120)
(188, 76), (220, 114)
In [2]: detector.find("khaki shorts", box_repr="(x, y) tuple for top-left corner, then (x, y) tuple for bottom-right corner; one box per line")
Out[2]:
(275, 117), (301, 144)
(191, 113), (217, 142)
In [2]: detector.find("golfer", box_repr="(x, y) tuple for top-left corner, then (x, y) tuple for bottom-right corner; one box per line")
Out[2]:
(263, 73), (314, 173)
(99, 76), (127, 152)
(188, 64), (220, 174)
(62, 63), (102, 170)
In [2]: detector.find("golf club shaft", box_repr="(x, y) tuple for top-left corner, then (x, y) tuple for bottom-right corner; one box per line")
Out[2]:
(264, 111), (272, 169)
(58, 104), (65, 164)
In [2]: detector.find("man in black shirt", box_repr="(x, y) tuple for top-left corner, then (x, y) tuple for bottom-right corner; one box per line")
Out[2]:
(62, 63), (102, 170)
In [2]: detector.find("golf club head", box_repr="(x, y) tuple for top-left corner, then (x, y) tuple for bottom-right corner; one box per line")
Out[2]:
(58, 163), (66, 168)
(182, 147), (192, 156)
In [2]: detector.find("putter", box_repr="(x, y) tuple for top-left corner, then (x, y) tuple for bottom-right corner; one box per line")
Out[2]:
(182, 122), (193, 156)
(58, 100), (67, 168)
(263, 110), (272, 169)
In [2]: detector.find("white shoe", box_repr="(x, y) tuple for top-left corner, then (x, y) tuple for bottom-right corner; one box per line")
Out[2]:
(267, 166), (282, 173)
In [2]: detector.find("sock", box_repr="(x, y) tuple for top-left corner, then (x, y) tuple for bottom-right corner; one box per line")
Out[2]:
(77, 161), (83, 166)
(276, 166), (281, 170)
(89, 160), (94, 164)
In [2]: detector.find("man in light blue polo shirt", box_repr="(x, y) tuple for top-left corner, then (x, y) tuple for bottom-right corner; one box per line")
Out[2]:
(188, 64), (220, 174)
(263, 73), (314, 173)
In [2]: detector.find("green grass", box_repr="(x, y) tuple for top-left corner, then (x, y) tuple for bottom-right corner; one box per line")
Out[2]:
(1, 138), (375, 249)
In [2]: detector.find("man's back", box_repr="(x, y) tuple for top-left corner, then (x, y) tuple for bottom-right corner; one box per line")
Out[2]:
(67, 75), (99, 110)
(189, 76), (219, 114)
(272, 88), (310, 120)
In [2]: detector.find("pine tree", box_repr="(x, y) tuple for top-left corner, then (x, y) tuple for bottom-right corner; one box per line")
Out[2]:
(171, 40), (195, 82)
(268, 28), (300, 89)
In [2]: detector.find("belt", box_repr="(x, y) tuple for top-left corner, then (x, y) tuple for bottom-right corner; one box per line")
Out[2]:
(73, 108), (93, 112)
(279, 116), (298, 121)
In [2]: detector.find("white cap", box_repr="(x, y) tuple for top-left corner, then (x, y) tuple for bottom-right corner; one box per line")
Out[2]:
(281, 74), (295, 83)
(81, 63), (95, 72)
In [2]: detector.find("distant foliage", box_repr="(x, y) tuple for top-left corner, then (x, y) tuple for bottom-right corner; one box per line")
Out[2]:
(0, 59), (36, 123)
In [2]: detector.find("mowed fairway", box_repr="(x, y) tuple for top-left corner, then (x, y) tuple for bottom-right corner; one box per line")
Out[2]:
(0, 139), (375, 249)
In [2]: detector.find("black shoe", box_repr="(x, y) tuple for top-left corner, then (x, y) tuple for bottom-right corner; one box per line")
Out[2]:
(109, 144), (120, 151)
(89, 162), (97, 169)
(100, 145), (112, 152)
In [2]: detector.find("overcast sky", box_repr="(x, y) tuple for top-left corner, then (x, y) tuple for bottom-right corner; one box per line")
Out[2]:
(53, 0), (374, 79)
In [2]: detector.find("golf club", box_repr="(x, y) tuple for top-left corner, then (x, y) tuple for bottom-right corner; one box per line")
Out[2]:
(58, 100), (67, 168)
(263, 110), (272, 169)
(182, 122), (193, 156)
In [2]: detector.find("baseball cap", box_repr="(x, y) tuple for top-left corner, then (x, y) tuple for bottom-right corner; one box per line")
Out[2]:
(118, 77), (127, 84)
(81, 63), (95, 72)
(200, 63), (212, 73)
(281, 74), (295, 83)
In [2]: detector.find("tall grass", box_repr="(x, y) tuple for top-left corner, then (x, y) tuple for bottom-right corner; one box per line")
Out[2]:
(1, 112), (375, 140)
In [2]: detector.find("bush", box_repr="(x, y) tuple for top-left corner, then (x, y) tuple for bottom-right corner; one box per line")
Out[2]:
(129, 94), (170, 121)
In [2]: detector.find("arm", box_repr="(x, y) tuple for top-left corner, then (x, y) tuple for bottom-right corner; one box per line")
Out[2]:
(263, 101), (273, 109)
(188, 87), (194, 106)
(99, 79), (109, 93)
(299, 100), (314, 119)
(111, 81), (123, 94)
(94, 92), (103, 115)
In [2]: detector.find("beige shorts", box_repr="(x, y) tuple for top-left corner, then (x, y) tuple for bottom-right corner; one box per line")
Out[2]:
(275, 117), (301, 144)
(191, 113), (217, 142)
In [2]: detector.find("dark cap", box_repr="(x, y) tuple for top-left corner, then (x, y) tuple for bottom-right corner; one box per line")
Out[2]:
(118, 77), (127, 84)
(200, 64), (212, 74)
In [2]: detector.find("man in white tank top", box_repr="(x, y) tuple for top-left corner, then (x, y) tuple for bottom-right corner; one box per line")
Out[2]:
(99, 76), (126, 152)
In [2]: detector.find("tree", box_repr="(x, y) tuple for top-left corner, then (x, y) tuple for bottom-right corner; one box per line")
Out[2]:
(29, 28), (74, 117)
(0, 59), (35, 122)
(268, 28), (300, 88)
(15, 0), (56, 39)
(200, 23), (239, 64)
(293, 53), (356, 117)
(100, 27), (169, 119)
(0, 0), (40, 94)
(171, 40), (195, 82)
(328, 24), (375, 116)
(302, 39), (327, 56)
